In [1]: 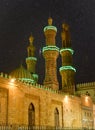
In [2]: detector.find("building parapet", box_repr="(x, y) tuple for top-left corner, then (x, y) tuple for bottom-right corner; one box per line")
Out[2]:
(0, 72), (84, 101)
(77, 82), (95, 90)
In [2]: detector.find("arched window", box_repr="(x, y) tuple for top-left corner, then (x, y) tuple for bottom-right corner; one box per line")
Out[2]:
(54, 108), (59, 127)
(28, 103), (35, 126)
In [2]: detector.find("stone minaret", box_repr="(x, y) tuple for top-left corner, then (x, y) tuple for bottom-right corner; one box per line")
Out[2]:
(42, 17), (59, 90)
(59, 23), (76, 94)
(26, 34), (38, 82)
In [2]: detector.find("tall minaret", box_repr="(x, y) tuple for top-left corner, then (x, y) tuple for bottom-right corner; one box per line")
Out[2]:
(26, 34), (38, 83)
(42, 17), (59, 90)
(59, 23), (76, 94)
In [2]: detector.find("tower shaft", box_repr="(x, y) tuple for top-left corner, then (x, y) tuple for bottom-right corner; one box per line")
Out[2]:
(42, 18), (59, 90)
(59, 24), (76, 94)
(26, 35), (38, 83)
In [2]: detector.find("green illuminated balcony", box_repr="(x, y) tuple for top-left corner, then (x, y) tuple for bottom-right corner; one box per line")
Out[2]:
(42, 46), (59, 53)
(59, 66), (76, 72)
(60, 48), (74, 55)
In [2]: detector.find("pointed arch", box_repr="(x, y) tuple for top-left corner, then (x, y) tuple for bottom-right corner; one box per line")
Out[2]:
(28, 103), (35, 126)
(54, 108), (59, 127)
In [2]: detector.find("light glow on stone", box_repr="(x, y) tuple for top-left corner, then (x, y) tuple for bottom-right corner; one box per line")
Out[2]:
(64, 95), (69, 103)
(85, 96), (89, 102)
(42, 46), (59, 52)
(60, 48), (74, 55)
(44, 26), (57, 32)
(10, 78), (16, 83)
(59, 66), (76, 72)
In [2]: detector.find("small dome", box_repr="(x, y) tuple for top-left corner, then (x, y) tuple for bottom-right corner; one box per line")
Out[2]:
(10, 65), (32, 79)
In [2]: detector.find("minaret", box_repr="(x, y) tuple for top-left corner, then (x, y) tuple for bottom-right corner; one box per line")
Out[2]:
(26, 34), (38, 83)
(59, 23), (76, 94)
(42, 17), (59, 90)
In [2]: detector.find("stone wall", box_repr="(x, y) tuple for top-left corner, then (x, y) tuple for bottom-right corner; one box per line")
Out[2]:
(0, 87), (8, 124)
(0, 76), (94, 129)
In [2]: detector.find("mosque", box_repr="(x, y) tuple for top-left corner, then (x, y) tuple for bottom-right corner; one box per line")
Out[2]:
(0, 17), (95, 129)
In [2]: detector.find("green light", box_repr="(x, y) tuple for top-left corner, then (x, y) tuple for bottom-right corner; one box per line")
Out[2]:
(42, 46), (59, 53)
(26, 57), (37, 61)
(44, 26), (57, 32)
(18, 78), (35, 83)
(59, 66), (76, 72)
(60, 48), (74, 55)
(32, 74), (38, 79)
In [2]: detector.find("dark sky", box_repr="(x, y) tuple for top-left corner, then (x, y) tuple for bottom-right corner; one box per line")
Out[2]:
(0, 0), (95, 85)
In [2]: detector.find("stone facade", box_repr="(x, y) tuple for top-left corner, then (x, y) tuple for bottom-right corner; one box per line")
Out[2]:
(0, 75), (94, 129)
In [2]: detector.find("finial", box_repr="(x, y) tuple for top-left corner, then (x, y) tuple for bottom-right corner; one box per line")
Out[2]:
(48, 17), (53, 25)
(62, 23), (69, 31)
(29, 34), (34, 44)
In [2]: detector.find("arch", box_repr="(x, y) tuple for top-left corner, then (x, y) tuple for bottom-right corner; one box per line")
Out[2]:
(54, 108), (59, 127)
(28, 103), (35, 126)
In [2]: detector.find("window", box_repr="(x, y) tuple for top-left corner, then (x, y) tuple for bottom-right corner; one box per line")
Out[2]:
(54, 108), (59, 127)
(28, 103), (35, 126)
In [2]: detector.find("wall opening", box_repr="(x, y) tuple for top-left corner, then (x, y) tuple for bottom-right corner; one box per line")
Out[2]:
(54, 108), (59, 127)
(28, 103), (35, 126)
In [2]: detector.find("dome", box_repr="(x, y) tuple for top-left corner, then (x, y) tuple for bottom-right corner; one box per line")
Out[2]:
(10, 65), (32, 79)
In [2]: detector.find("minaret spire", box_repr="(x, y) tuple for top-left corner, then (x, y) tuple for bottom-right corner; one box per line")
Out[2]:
(48, 17), (53, 25)
(61, 23), (71, 48)
(59, 23), (76, 94)
(42, 18), (59, 90)
(27, 34), (35, 57)
(26, 34), (38, 83)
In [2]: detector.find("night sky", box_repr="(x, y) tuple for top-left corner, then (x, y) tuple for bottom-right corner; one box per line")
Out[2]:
(0, 0), (95, 85)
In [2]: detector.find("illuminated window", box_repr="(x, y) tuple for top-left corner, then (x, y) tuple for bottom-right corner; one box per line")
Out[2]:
(54, 108), (59, 127)
(28, 103), (35, 126)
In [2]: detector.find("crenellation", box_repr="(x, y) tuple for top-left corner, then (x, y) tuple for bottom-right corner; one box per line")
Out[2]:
(77, 82), (95, 89)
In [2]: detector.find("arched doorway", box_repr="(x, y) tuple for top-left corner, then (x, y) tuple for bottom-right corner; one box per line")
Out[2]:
(28, 103), (35, 126)
(54, 108), (59, 127)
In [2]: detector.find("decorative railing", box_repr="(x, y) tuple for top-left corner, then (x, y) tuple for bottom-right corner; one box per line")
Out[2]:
(0, 125), (85, 130)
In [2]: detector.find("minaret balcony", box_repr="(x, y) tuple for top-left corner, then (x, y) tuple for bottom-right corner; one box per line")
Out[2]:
(42, 46), (59, 52)
(42, 46), (59, 58)
(59, 65), (76, 72)
(26, 57), (37, 61)
(60, 48), (74, 55)
(44, 25), (57, 32)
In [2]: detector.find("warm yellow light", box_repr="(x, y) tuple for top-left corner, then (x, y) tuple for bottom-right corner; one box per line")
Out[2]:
(10, 78), (16, 83)
(9, 78), (16, 89)
(64, 95), (69, 103)
(85, 96), (88, 102)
